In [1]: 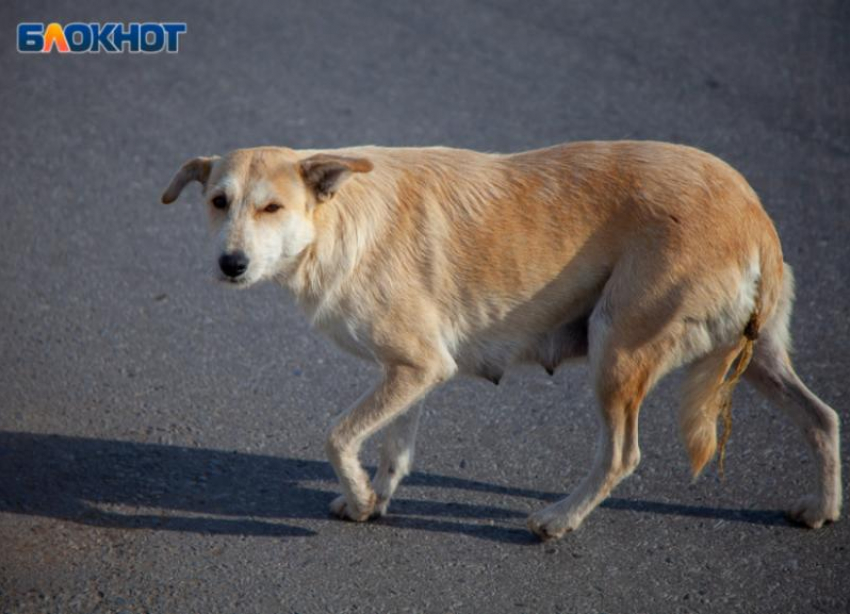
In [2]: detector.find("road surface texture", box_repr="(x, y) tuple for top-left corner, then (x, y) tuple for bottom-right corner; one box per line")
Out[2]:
(1, 1), (848, 612)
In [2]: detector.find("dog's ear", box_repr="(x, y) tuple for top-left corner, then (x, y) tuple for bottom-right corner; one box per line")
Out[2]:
(161, 156), (218, 204)
(298, 154), (373, 204)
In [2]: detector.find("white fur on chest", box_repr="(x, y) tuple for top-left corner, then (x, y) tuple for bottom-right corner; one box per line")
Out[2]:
(313, 312), (378, 363)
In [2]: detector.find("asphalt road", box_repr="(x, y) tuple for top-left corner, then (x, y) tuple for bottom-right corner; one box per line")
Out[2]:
(1, 1), (848, 612)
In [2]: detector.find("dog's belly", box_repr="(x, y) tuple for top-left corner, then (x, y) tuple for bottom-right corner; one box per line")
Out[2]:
(455, 338), (520, 385)
(455, 315), (590, 384)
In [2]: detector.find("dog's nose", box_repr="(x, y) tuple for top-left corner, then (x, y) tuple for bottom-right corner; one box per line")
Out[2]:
(219, 251), (249, 278)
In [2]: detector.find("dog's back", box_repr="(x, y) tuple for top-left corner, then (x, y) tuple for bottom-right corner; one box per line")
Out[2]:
(310, 142), (783, 377)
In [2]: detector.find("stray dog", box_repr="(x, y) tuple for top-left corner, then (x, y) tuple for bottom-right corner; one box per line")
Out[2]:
(162, 141), (841, 539)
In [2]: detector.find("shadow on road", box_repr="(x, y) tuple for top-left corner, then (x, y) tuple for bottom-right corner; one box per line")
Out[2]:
(0, 431), (788, 544)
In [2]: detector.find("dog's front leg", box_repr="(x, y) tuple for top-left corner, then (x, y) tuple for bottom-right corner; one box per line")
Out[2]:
(326, 362), (448, 521)
(372, 404), (423, 516)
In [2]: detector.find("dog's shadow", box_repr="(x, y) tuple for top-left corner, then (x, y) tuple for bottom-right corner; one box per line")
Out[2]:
(0, 431), (787, 545)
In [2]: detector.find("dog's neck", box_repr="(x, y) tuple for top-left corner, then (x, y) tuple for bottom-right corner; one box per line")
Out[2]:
(279, 174), (391, 323)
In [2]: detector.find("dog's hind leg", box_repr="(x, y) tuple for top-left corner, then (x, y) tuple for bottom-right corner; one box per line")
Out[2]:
(743, 270), (841, 527)
(372, 404), (423, 516)
(528, 300), (673, 539)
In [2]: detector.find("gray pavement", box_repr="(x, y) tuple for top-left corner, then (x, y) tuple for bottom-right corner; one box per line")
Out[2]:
(1, 0), (848, 612)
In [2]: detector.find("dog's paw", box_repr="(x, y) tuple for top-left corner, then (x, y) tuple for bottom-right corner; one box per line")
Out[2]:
(527, 504), (581, 540)
(373, 495), (391, 517)
(329, 493), (377, 522)
(371, 481), (394, 517)
(786, 495), (840, 529)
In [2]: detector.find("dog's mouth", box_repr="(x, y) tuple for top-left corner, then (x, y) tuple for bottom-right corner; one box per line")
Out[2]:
(217, 273), (253, 287)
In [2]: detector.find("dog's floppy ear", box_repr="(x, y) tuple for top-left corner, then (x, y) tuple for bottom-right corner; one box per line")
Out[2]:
(161, 156), (218, 204)
(298, 154), (373, 204)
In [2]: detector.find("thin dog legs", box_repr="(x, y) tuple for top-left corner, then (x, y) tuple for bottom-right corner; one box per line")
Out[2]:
(326, 363), (445, 521)
(372, 404), (424, 515)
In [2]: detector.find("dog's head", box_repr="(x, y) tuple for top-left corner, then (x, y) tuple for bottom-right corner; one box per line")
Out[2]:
(161, 147), (372, 286)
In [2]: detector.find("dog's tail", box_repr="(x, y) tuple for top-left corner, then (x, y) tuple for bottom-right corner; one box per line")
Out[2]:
(679, 281), (765, 478)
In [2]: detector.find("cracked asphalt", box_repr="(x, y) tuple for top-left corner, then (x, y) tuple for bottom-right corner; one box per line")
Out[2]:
(1, 0), (848, 612)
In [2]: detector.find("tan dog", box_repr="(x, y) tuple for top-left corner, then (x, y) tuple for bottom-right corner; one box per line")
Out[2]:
(162, 141), (841, 539)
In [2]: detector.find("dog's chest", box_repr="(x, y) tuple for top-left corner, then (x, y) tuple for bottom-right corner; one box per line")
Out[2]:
(315, 315), (377, 362)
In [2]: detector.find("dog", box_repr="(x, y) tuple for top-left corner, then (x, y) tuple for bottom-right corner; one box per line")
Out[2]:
(161, 141), (841, 539)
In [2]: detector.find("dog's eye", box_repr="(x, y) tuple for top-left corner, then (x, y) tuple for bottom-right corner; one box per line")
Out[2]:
(263, 203), (283, 213)
(211, 195), (228, 210)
